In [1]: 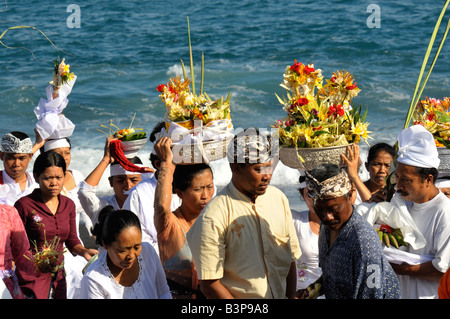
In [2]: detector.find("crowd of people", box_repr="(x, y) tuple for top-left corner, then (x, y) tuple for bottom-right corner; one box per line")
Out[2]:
(1, 122), (450, 300)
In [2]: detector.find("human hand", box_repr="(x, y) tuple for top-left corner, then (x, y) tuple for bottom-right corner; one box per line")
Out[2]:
(341, 144), (361, 180)
(104, 136), (117, 164)
(154, 137), (173, 164)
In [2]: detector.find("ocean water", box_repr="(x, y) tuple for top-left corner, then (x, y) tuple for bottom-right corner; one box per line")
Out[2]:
(1, 0), (449, 211)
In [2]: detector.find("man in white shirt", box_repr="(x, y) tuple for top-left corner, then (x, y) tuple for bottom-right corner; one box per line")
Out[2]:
(392, 125), (450, 299)
(0, 131), (43, 205)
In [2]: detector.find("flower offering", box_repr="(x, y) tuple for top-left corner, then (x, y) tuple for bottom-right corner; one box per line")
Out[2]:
(274, 60), (371, 149)
(412, 97), (450, 148)
(25, 232), (66, 275)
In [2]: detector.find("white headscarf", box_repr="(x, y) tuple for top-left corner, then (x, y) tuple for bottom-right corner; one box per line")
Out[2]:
(0, 133), (33, 154)
(397, 125), (440, 169)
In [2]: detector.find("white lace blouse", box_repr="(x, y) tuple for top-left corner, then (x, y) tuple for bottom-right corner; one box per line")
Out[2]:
(79, 242), (172, 299)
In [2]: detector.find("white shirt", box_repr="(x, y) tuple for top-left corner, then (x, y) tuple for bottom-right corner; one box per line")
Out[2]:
(0, 170), (38, 206)
(123, 175), (181, 255)
(397, 191), (450, 299)
(291, 210), (322, 290)
(78, 181), (120, 226)
(79, 242), (172, 299)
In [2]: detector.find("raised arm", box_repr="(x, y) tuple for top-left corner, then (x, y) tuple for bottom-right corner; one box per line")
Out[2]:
(153, 137), (177, 236)
(84, 137), (115, 187)
(341, 144), (372, 202)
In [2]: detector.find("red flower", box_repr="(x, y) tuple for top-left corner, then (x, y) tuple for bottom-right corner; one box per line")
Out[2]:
(304, 65), (315, 74)
(296, 97), (309, 106)
(290, 59), (303, 75)
(156, 84), (166, 92)
(380, 224), (392, 233)
(346, 82), (358, 90)
(327, 104), (344, 118)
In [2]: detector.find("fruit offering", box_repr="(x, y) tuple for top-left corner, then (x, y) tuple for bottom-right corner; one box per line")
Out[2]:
(376, 224), (408, 249)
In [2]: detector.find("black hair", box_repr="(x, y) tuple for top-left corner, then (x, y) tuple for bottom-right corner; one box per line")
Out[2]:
(173, 163), (213, 192)
(308, 163), (342, 183)
(33, 151), (67, 178)
(91, 205), (142, 246)
(367, 142), (395, 164)
(149, 121), (166, 168)
(415, 167), (438, 184)
(8, 131), (29, 140)
(111, 156), (143, 167)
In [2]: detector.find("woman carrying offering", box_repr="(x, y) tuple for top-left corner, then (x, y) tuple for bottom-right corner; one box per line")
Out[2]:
(153, 137), (215, 299)
(14, 152), (98, 299)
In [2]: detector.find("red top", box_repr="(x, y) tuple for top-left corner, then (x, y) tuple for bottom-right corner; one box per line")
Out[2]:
(14, 189), (81, 299)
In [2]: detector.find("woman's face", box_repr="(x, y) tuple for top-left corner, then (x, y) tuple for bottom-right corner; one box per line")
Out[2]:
(51, 147), (71, 169)
(365, 150), (393, 187)
(105, 226), (142, 271)
(35, 166), (65, 200)
(176, 169), (214, 214)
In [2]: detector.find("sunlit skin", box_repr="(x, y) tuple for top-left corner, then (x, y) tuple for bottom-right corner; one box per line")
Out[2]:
(0, 152), (32, 187)
(231, 161), (274, 203)
(364, 150), (394, 192)
(395, 162), (439, 204)
(34, 166), (65, 202)
(105, 226), (142, 287)
(109, 174), (142, 208)
(50, 146), (78, 191)
(175, 170), (215, 217)
(313, 191), (355, 233)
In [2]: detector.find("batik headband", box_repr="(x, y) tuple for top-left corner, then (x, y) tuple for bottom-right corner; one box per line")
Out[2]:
(305, 169), (352, 200)
(0, 133), (33, 154)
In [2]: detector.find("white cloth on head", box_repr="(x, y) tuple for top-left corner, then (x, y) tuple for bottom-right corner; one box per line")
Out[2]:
(0, 133), (32, 154)
(43, 138), (71, 152)
(397, 125), (440, 169)
(110, 164), (143, 176)
(34, 77), (77, 141)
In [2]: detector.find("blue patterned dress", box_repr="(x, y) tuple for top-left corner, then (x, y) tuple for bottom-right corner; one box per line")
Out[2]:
(319, 210), (401, 299)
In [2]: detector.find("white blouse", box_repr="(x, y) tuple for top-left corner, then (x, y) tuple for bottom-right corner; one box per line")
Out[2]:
(291, 209), (322, 290)
(79, 242), (172, 299)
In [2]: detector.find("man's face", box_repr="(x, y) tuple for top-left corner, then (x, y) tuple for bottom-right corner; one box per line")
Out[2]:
(313, 193), (354, 231)
(0, 152), (32, 180)
(233, 161), (274, 199)
(395, 162), (431, 203)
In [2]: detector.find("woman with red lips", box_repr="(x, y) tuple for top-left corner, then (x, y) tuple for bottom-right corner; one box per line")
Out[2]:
(14, 152), (98, 299)
(153, 136), (214, 299)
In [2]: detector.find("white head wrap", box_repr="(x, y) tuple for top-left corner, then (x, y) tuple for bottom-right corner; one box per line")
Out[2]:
(110, 164), (143, 176)
(0, 133), (33, 154)
(397, 125), (440, 169)
(43, 138), (71, 152)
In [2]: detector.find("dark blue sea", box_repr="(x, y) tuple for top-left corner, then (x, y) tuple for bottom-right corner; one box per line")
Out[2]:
(1, 0), (449, 210)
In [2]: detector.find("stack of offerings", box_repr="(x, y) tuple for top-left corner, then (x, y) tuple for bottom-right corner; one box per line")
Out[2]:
(155, 17), (233, 165)
(273, 60), (371, 170)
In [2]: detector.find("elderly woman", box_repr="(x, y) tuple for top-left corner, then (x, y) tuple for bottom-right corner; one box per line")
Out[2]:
(153, 136), (215, 299)
(80, 206), (171, 299)
(14, 151), (97, 299)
